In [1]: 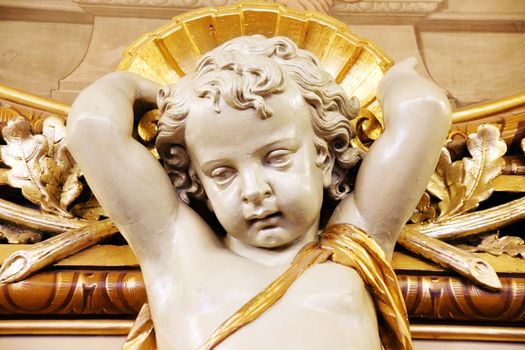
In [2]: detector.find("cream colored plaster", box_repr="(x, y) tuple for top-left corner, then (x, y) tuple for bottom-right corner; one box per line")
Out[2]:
(347, 24), (431, 78)
(435, 0), (525, 18)
(54, 16), (167, 103)
(0, 20), (92, 100)
(419, 30), (525, 106)
(0, 0), (84, 12)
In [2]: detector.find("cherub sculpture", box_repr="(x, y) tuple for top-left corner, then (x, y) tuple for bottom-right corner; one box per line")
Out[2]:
(67, 35), (451, 349)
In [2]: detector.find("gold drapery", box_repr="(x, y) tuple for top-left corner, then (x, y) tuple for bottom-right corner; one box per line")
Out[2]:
(123, 224), (412, 350)
(201, 224), (412, 349)
(122, 303), (157, 350)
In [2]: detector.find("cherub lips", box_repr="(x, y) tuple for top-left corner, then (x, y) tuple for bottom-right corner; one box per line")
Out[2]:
(247, 211), (282, 230)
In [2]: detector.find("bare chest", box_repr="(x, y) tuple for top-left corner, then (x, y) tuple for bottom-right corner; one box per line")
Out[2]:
(146, 248), (381, 350)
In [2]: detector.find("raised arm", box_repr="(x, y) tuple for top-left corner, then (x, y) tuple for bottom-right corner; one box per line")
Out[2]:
(329, 58), (452, 259)
(66, 72), (183, 261)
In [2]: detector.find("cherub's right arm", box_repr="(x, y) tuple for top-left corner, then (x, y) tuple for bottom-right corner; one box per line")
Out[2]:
(66, 72), (212, 262)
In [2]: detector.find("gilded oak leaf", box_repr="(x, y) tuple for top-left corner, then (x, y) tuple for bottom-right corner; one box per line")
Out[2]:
(409, 192), (436, 224)
(465, 233), (525, 259)
(427, 148), (452, 216)
(70, 195), (106, 221)
(0, 116), (83, 216)
(430, 124), (506, 220)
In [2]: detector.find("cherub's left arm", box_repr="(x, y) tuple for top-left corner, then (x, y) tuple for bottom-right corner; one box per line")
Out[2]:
(328, 58), (452, 259)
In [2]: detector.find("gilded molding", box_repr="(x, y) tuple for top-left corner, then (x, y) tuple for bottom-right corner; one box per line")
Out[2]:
(452, 92), (525, 124)
(2, 267), (524, 325)
(1, 319), (524, 341)
(399, 275), (525, 323)
(0, 269), (145, 315)
(410, 324), (525, 342)
(0, 319), (133, 335)
(0, 83), (69, 120)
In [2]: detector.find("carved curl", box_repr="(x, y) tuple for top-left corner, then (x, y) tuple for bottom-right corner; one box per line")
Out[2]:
(156, 35), (362, 203)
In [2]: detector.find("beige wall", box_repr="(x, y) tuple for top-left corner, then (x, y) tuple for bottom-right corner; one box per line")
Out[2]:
(0, 0), (524, 106)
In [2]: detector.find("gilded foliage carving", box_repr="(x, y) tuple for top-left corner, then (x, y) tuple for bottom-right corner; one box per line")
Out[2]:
(409, 192), (435, 224)
(0, 116), (82, 217)
(409, 124), (525, 260)
(3, 269), (524, 325)
(351, 107), (384, 150)
(460, 233), (525, 259)
(411, 124), (507, 223)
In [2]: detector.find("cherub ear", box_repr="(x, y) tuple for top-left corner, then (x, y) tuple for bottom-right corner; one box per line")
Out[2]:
(322, 162), (333, 189)
(317, 150), (334, 189)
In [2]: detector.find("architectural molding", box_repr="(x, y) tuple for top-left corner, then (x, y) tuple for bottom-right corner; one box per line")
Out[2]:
(1, 319), (524, 342)
(0, 0), (92, 23)
(74, 0), (444, 18)
(331, 0), (443, 17)
(75, 0), (236, 18)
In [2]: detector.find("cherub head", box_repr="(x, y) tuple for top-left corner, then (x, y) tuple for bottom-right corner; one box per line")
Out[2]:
(156, 35), (361, 248)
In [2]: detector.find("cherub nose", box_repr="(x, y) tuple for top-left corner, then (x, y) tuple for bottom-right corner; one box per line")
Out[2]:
(241, 170), (272, 204)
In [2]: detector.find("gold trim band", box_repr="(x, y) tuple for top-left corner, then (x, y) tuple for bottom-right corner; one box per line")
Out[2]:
(0, 83), (69, 117)
(452, 92), (525, 123)
(1, 320), (524, 342)
(411, 324), (525, 343)
(0, 319), (133, 335)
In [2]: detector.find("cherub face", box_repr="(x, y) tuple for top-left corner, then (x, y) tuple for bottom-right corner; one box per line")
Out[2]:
(185, 84), (330, 248)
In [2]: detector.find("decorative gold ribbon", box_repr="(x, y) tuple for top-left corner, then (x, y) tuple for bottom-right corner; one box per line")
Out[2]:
(122, 224), (412, 350)
(122, 303), (157, 350)
(201, 224), (412, 350)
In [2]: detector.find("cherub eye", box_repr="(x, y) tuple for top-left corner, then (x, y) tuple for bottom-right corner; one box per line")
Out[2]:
(210, 167), (236, 185)
(266, 150), (293, 168)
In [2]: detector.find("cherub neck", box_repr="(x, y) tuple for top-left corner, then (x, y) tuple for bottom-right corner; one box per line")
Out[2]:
(225, 228), (319, 267)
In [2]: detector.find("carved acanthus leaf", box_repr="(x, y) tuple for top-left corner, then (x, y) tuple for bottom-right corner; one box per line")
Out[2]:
(0, 116), (83, 217)
(412, 124), (507, 224)
(427, 149), (452, 212)
(409, 192), (436, 224)
(462, 233), (525, 259)
(436, 124), (506, 220)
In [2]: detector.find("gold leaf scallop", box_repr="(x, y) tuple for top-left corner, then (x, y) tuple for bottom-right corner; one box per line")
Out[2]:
(117, 2), (393, 152)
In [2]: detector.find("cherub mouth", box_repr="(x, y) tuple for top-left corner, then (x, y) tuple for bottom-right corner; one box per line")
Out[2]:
(248, 212), (282, 228)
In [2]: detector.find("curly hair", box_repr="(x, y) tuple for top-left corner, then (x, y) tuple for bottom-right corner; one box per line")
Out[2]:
(156, 35), (362, 204)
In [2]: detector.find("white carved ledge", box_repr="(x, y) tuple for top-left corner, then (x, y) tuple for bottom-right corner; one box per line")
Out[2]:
(73, 0), (443, 18)
(74, 0), (236, 18)
(331, 0), (443, 17)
